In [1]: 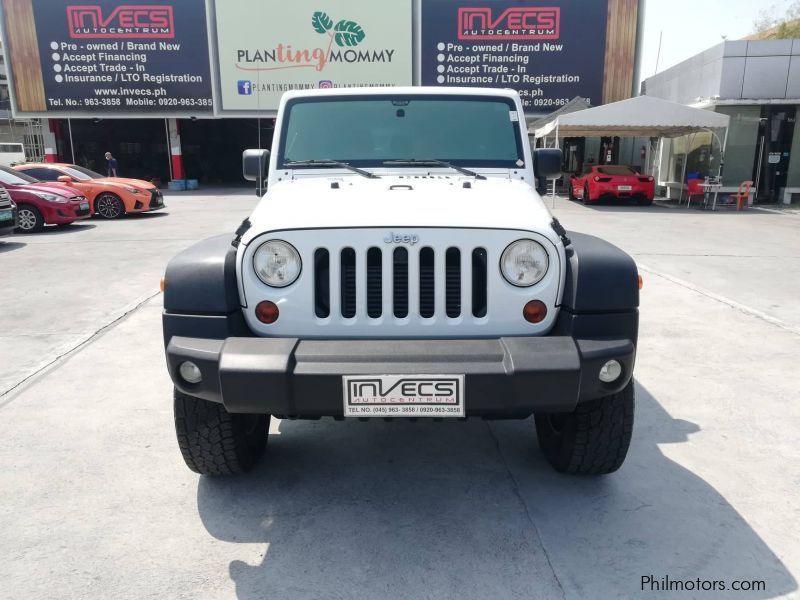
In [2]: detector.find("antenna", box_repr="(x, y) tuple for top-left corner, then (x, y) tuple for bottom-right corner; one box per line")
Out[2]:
(654, 30), (663, 75)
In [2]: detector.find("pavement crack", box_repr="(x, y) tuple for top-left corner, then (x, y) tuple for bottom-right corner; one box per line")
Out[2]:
(0, 291), (160, 406)
(485, 421), (567, 600)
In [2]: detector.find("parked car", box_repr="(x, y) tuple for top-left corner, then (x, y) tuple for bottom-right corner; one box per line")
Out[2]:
(14, 163), (165, 219)
(570, 165), (655, 205)
(163, 87), (640, 478)
(0, 186), (17, 237)
(0, 166), (90, 233)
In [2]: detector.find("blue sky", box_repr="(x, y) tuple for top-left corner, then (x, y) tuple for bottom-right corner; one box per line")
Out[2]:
(641, 0), (779, 78)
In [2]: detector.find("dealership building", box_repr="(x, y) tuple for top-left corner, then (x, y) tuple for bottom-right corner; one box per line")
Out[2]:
(643, 39), (800, 204)
(0, 0), (643, 184)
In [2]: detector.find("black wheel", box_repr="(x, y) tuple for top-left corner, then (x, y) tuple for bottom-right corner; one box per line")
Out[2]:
(535, 381), (634, 475)
(638, 197), (654, 206)
(95, 193), (125, 219)
(15, 204), (44, 233)
(582, 185), (591, 204)
(174, 388), (269, 476)
(568, 183), (576, 201)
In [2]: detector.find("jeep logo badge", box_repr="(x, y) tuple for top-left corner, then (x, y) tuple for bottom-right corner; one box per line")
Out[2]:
(383, 232), (419, 245)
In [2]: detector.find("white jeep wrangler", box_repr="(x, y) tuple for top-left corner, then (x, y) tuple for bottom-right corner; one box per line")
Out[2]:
(163, 87), (638, 476)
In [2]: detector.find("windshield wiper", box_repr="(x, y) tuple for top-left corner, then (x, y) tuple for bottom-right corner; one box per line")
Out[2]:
(284, 159), (379, 179)
(382, 159), (487, 180)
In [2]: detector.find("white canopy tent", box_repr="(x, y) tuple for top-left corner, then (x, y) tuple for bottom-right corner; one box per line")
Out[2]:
(530, 96), (731, 202)
(530, 95), (730, 139)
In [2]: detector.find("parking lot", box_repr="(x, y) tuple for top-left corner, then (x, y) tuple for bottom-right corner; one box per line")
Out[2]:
(1, 192), (799, 599)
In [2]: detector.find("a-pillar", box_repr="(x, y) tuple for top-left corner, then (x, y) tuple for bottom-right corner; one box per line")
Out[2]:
(44, 119), (60, 162)
(167, 118), (185, 181)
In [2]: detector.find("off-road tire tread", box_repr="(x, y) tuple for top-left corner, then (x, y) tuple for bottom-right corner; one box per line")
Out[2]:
(173, 389), (267, 476)
(535, 382), (634, 475)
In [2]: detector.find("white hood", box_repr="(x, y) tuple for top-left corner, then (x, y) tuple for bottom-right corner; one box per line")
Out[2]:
(241, 175), (555, 245)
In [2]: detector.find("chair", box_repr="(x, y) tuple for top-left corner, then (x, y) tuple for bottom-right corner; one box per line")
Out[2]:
(729, 181), (754, 210)
(685, 178), (705, 207)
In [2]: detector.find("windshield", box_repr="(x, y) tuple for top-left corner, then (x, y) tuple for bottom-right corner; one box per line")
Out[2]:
(0, 165), (39, 185)
(598, 166), (637, 176)
(279, 95), (524, 169)
(65, 165), (105, 179)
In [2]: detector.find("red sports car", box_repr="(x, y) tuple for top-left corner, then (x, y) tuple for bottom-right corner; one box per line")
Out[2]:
(570, 165), (655, 206)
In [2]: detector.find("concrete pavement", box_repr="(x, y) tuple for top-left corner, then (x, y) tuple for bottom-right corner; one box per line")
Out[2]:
(0, 192), (798, 599)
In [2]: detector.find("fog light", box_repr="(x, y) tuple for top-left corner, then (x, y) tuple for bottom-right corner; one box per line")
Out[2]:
(256, 300), (279, 324)
(179, 361), (202, 384)
(523, 300), (547, 324)
(599, 360), (622, 383)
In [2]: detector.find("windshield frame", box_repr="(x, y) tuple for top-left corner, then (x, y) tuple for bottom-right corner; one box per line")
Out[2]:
(277, 94), (526, 171)
(65, 165), (105, 179)
(0, 165), (39, 185)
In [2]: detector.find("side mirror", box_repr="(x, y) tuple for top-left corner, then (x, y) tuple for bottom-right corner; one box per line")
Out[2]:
(242, 149), (270, 183)
(534, 148), (562, 180)
(57, 175), (74, 183)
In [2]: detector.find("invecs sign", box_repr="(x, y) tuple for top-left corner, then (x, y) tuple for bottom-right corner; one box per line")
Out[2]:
(67, 5), (175, 39)
(457, 7), (560, 41)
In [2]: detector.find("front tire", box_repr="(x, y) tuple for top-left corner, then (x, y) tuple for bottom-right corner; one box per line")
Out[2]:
(95, 193), (125, 219)
(174, 388), (269, 476)
(582, 185), (591, 204)
(535, 381), (634, 475)
(16, 205), (44, 233)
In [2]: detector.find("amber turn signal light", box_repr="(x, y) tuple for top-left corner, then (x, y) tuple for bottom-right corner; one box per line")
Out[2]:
(523, 300), (547, 324)
(255, 300), (280, 324)
(160, 277), (165, 293)
(638, 274), (644, 290)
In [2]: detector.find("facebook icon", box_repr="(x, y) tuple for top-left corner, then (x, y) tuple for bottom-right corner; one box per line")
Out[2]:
(237, 80), (253, 95)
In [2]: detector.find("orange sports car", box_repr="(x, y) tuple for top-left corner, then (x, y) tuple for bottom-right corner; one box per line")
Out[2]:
(14, 163), (165, 219)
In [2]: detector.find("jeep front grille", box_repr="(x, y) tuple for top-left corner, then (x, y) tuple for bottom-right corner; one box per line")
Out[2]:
(313, 245), (488, 320)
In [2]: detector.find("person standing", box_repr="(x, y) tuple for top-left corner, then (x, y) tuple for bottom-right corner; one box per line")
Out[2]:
(105, 152), (119, 177)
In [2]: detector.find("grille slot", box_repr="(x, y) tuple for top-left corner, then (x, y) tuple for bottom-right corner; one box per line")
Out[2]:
(419, 247), (435, 318)
(393, 247), (409, 318)
(314, 249), (330, 318)
(472, 248), (488, 318)
(340, 248), (356, 318)
(445, 248), (461, 318)
(366, 247), (382, 318)
(313, 243), (489, 322)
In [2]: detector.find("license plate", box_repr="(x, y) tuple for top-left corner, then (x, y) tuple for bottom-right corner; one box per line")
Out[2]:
(343, 375), (465, 418)
(618, 185), (633, 191)
(0, 208), (12, 222)
(80, 202), (90, 211)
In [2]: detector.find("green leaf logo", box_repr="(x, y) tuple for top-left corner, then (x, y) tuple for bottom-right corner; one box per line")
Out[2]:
(311, 11), (333, 34)
(333, 20), (366, 47)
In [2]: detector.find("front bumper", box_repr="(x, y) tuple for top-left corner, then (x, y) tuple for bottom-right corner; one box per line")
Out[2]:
(165, 335), (635, 417)
(0, 210), (16, 236)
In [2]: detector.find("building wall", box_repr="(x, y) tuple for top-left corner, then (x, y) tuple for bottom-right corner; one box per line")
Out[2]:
(715, 105), (760, 187)
(645, 40), (800, 105)
(786, 121), (800, 188)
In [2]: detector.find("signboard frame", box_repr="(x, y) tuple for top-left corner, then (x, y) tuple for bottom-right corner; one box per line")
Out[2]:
(0, 0), (220, 119)
(211, 0), (415, 117)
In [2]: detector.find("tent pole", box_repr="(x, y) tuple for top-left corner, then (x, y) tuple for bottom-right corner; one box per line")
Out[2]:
(719, 127), (728, 180)
(679, 132), (694, 205)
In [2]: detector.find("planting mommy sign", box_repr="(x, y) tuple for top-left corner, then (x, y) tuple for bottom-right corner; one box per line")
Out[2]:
(215, 0), (413, 112)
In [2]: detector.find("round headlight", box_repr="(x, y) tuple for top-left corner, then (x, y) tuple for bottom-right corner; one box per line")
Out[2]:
(253, 240), (302, 287)
(500, 239), (549, 287)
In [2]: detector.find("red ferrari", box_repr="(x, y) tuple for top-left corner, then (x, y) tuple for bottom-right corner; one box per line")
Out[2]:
(570, 165), (655, 206)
